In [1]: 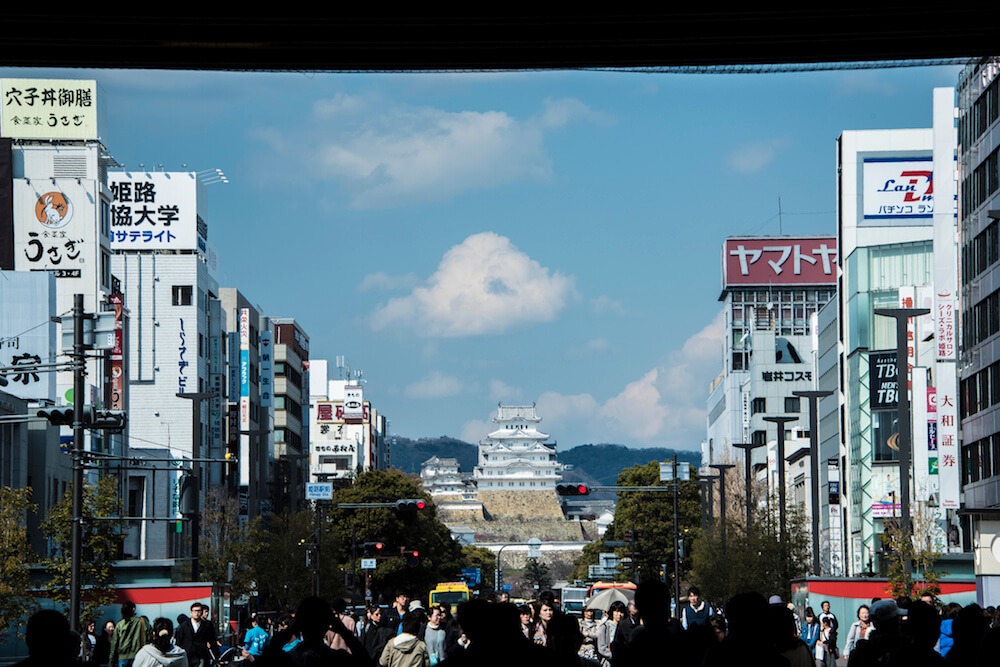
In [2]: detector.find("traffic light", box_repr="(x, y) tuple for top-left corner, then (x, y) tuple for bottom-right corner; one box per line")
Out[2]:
(556, 483), (590, 496)
(92, 409), (127, 432)
(37, 407), (75, 426)
(404, 550), (419, 568)
(395, 499), (427, 513)
(362, 541), (384, 553)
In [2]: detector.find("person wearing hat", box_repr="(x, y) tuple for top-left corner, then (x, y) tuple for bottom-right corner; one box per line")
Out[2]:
(846, 599), (906, 667)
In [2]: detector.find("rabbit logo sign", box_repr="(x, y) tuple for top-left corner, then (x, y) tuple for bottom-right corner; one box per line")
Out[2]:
(34, 192), (74, 229)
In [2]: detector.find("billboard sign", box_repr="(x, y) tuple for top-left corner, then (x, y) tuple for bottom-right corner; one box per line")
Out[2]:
(723, 237), (837, 287)
(1, 78), (98, 140)
(108, 172), (201, 250)
(259, 330), (272, 408)
(14, 180), (94, 280)
(0, 271), (56, 401)
(869, 351), (898, 410)
(862, 157), (933, 222)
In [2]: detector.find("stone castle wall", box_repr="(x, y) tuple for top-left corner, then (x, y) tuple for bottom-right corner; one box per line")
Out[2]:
(478, 490), (565, 519)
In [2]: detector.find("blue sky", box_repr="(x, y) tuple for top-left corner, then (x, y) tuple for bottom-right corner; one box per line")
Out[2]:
(1, 64), (963, 450)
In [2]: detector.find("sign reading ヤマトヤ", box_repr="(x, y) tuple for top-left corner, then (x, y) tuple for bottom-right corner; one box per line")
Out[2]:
(723, 237), (837, 287)
(107, 172), (201, 250)
(1, 79), (98, 140)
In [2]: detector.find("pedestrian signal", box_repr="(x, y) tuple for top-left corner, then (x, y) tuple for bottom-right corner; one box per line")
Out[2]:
(395, 499), (427, 513)
(556, 483), (590, 496)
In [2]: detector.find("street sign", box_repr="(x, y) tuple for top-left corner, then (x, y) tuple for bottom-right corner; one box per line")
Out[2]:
(361, 558), (377, 570)
(305, 482), (333, 501)
(527, 538), (542, 559)
(659, 461), (690, 482)
(460, 567), (481, 586)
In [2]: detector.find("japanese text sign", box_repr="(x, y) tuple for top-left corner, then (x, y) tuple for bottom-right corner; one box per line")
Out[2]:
(723, 237), (837, 287)
(862, 157), (934, 222)
(2, 78), (98, 140)
(108, 172), (200, 250)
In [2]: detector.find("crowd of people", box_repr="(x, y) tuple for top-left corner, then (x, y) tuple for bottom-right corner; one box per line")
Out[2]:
(12, 583), (1000, 667)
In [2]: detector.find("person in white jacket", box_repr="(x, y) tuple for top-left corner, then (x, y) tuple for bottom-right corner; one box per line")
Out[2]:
(133, 618), (189, 667)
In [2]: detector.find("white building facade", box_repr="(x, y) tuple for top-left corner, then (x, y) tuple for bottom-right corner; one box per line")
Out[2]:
(474, 404), (563, 491)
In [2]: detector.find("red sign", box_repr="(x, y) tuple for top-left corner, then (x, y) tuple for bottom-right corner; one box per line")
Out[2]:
(724, 237), (837, 287)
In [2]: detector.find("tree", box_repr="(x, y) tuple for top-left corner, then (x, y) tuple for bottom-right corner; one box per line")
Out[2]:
(689, 495), (810, 604)
(255, 509), (335, 610)
(606, 461), (702, 583)
(41, 476), (125, 623)
(324, 469), (464, 600)
(199, 487), (263, 598)
(523, 557), (552, 593)
(880, 502), (945, 599)
(0, 486), (38, 640)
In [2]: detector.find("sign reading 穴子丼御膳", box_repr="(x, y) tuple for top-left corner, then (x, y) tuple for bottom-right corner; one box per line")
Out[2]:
(1, 79), (98, 141)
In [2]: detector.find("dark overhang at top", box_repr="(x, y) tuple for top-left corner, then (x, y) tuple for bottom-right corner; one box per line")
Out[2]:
(0, 10), (993, 73)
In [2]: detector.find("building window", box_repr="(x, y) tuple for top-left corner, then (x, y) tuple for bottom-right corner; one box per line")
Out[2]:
(784, 397), (801, 413)
(172, 285), (193, 306)
(873, 411), (900, 463)
(752, 397), (767, 415)
(752, 430), (766, 446)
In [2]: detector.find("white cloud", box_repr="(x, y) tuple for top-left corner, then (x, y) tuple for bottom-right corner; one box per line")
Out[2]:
(726, 137), (791, 174)
(251, 96), (606, 208)
(460, 419), (492, 444)
(370, 232), (576, 337)
(535, 311), (724, 447)
(357, 271), (421, 292)
(404, 371), (463, 399)
(565, 337), (610, 359)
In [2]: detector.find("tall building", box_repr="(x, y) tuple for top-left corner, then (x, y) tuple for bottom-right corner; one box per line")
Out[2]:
(957, 56), (1000, 603)
(829, 111), (962, 577)
(705, 236), (837, 468)
(270, 317), (309, 511)
(110, 170), (224, 559)
(307, 359), (389, 485)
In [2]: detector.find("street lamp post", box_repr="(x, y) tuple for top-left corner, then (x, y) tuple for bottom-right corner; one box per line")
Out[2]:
(732, 442), (765, 534)
(762, 417), (797, 549)
(793, 390), (834, 575)
(708, 464), (735, 557)
(177, 390), (216, 582)
(873, 308), (929, 550)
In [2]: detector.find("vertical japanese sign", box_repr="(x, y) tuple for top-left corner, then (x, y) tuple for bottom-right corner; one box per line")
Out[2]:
(109, 293), (124, 410)
(177, 318), (189, 394)
(931, 86), (959, 515)
(898, 287), (916, 395)
(1, 79), (98, 140)
(259, 330), (272, 408)
(936, 371), (960, 510)
(239, 308), (250, 486)
(227, 331), (239, 405)
(827, 461), (844, 576)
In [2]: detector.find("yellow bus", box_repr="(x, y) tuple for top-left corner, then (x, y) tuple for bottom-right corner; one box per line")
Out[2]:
(429, 582), (471, 614)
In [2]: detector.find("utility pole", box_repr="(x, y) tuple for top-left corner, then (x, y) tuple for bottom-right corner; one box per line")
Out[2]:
(733, 442), (765, 534)
(708, 464), (735, 557)
(794, 390), (834, 575)
(671, 455), (682, 615)
(873, 308), (929, 554)
(69, 293), (86, 632)
(177, 391), (215, 581)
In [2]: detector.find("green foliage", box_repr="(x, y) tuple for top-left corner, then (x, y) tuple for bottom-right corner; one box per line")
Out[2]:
(41, 476), (125, 623)
(199, 488), (263, 598)
(0, 486), (38, 640)
(610, 461), (701, 583)
(523, 558), (552, 592)
(255, 510), (337, 610)
(325, 469), (464, 600)
(690, 497), (810, 604)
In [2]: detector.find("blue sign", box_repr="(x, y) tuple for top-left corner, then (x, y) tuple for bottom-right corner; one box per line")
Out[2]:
(502, 584), (512, 592)
(460, 567), (481, 586)
(305, 482), (333, 501)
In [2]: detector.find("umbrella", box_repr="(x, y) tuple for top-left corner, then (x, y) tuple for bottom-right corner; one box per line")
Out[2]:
(585, 587), (635, 611)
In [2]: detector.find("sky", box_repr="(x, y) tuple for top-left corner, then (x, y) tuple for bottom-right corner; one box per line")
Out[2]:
(0, 63), (965, 450)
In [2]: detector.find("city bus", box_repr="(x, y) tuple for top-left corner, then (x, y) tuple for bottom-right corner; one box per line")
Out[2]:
(429, 581), (471, 614)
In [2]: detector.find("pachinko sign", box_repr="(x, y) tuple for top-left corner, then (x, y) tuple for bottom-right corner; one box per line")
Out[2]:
(723, 237), (837, 287)
(862, 157), (934, 222)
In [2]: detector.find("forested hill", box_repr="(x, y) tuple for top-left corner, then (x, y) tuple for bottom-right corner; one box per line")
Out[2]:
(390, 437), (701, 486)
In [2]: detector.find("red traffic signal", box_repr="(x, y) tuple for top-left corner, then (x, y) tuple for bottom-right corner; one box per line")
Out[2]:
(362, 541), (384, 552)
(404, 550), (419, 567)
(556, 483), (590, 496)
(395, 499), (427, 512)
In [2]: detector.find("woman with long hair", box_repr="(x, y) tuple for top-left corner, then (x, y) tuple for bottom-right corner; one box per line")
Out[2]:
(596, 601), (626, 667)
(132, 617), (188, 667)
